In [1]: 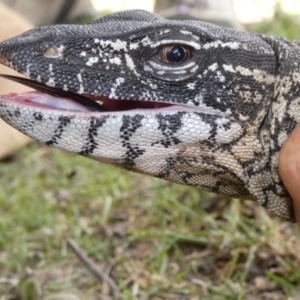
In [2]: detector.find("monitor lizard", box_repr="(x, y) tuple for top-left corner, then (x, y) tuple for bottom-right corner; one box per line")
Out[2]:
(0, 10), (298, 221)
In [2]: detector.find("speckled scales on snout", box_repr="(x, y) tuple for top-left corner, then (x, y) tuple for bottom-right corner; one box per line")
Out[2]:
(0, 10), (299, 220)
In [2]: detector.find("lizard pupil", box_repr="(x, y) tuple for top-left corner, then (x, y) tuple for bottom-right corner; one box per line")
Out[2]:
(167, 46), (186, 63)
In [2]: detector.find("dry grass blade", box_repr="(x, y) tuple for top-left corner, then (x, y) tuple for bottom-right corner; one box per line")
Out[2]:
(67, 238), (121, 298)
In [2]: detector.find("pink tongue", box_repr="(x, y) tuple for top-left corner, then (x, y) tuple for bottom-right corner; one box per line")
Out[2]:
(0, 91), (92, 112)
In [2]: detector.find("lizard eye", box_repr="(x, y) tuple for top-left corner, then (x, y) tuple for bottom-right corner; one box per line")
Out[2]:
(158, 45), (191, 64)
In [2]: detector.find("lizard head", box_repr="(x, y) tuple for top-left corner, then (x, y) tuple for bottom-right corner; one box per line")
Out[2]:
(0, 10), (276, 121)
(0, 10), (293, 220)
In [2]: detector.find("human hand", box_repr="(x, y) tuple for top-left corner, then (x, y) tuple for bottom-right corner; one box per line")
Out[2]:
(279, 123), (300, 226)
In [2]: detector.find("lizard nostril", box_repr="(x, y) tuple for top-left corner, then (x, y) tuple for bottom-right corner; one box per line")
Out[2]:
(43, 45), (62, 58)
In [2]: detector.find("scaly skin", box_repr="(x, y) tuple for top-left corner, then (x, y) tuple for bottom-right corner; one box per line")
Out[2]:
(0, 10), (300, 220)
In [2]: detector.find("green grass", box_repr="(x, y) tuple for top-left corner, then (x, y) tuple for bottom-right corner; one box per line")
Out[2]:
(1, 146), (299, 300)
(2, 7), (300, 300)
(247, 5), (300, 40)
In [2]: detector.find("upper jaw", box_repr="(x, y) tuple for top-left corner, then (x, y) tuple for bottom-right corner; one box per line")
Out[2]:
(0, 88), (230, 119)
(0, 74), (230, 118)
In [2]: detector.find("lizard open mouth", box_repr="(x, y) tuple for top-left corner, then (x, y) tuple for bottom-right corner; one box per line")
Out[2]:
(0, 74), (173, 113)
